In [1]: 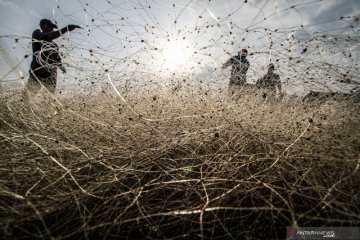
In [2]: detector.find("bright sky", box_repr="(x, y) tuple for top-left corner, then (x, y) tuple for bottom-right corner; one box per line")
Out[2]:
(0, 0), (359, 94)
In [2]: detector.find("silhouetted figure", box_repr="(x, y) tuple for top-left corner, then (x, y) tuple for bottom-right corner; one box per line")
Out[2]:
(256, 63), (281, 93)
(222, 49), (250, 96)
(22, 19), (81, 101)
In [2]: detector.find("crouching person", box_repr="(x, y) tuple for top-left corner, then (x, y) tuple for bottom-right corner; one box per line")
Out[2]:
(256, 63), (282, 99)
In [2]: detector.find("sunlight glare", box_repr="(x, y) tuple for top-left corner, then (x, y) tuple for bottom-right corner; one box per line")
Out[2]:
(161, 39), (193, 71)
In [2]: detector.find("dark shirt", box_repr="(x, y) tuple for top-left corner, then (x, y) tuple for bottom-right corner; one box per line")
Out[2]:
(226, 55), (250, 77)
(256, 71), (281, 92)
(30, 29), (62, 78)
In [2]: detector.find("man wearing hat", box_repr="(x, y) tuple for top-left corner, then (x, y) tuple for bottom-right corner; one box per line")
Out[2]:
(222, 49), (250, 96)
(23, 19), (81, 100)
(256, 63), (281, 93)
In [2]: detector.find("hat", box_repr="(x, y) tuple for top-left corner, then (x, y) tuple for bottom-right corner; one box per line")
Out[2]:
(39, 19), (58, 29)
(240, 48), (248, 57)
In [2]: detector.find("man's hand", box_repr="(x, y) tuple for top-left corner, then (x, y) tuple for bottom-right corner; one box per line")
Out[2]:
(67, 24), (82, 31)
(59, 65), (66, 74)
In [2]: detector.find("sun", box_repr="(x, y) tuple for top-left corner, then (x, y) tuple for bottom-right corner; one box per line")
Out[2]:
(161, 39), (194, 71)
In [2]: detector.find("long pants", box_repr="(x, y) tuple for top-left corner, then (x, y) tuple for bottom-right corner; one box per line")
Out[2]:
(228, 75), (247, 98)
(22, 71), (57, 102)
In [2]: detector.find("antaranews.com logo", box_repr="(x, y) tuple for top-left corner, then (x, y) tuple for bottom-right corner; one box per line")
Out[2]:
(287, 227), (359, 240)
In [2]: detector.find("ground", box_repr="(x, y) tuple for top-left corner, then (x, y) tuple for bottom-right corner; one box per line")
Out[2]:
(1, 89), (359, 239)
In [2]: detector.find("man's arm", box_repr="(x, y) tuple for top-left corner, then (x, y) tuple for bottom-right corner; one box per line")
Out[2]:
(222, 57), (233, 69)
(34, 25), (81, 41)
(243, 60), (250, 74)
(59, 65), (66, 73)
(256, 75), (265, 87)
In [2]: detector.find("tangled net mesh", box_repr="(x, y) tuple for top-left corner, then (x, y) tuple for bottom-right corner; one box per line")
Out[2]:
(0, 0), (360, 239)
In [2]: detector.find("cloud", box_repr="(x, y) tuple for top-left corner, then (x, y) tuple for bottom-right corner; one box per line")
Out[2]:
(304, 0), (360, 25)
(0, 0), (22, 13)
(0, 1), (43, 36)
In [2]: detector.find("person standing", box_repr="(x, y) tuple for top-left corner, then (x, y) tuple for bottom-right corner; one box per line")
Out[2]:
(222, 49), (250, 95)
(22, 19), (81, 100)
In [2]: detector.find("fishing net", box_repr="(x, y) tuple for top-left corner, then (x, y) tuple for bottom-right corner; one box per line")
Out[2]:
(0, 0), (359, 239)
